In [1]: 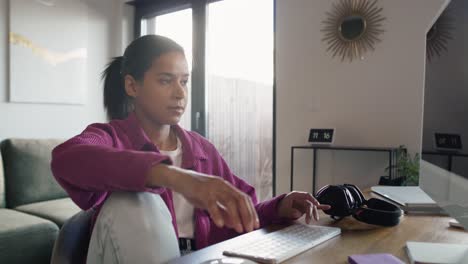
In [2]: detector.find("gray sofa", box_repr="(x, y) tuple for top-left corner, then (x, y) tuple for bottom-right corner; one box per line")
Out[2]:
(0, 139), (81, 264)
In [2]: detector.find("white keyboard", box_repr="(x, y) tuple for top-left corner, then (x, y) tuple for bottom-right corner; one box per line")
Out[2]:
(223, 224), (341, 264)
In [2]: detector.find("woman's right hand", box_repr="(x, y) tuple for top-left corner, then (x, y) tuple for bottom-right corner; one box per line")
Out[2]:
(146, 164), (259, 233)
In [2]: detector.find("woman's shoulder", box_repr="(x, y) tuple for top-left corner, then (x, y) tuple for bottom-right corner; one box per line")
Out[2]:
(81, 121), (119, 136)
(69, 120), (131, 145)
(85, 118), (138, 134)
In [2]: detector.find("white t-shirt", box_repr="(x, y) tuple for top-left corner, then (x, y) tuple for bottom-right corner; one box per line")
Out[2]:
(159, 137), (195, 238)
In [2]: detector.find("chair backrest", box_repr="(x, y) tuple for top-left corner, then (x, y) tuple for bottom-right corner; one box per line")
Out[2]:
(1, 138), (67, 208)
(50, 209), (94, 264)
(0, 150), (5, 208)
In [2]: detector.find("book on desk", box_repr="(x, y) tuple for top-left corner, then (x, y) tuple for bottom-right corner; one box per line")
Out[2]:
(348, 253), (404, 264)
(406, 242), (468, 264)
(370, 186), (447, 215)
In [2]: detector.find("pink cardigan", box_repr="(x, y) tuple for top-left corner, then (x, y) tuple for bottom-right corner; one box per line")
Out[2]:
(51, 113), (286, 249)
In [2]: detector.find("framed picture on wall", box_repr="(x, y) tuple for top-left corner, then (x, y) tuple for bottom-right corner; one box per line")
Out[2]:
(8, 0), (88, 104)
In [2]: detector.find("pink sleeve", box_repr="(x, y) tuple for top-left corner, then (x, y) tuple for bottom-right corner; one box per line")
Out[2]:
(50, 123), (172, 210)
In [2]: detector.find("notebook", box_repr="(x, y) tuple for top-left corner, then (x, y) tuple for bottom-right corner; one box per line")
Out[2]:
(348, 253), (404, 264)
(371, 186), (445, 214)
(406, 242), (468, 264)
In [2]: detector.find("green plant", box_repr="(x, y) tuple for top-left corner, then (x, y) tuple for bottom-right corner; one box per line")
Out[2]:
(385, 145), (420, 186)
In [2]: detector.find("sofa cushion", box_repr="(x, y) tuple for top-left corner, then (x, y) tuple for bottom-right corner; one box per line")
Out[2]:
(1, 139), (67, 208)
(15, 198), (81, 227)
(0, 208), (59, 264)
(0, 151), (5, 208)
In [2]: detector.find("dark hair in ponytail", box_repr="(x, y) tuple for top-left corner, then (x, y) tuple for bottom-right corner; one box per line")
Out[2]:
(102, 35), (185, 120)
(102, 57), (127, 120)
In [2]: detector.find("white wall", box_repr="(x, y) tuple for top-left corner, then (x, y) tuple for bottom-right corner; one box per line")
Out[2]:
(275, 0), (449, 195)
(0, 0), (134, 141)
(422, 0), (468, 176)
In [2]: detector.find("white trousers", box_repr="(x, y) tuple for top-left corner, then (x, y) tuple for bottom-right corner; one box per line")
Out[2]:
(86, 192), (181, 264)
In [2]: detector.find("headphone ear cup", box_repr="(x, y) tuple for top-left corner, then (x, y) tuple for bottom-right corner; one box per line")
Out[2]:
(315, 184), (330, 198)
(344, 184), (366, 207)
(316, 185), (353, 218)
(341, 186), (356, 214)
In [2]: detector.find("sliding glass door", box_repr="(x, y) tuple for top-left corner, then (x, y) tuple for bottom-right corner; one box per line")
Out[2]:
(206, 0), (273, 200)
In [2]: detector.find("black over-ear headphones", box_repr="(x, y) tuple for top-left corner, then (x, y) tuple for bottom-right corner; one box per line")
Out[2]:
(315, 184), (402, 227)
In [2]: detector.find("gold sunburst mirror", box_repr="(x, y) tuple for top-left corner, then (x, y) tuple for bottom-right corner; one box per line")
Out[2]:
(321, 0), (386, 62)
(426, 8), (455, 62)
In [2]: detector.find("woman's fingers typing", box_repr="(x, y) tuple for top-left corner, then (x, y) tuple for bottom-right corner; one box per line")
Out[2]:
(218, 185), (258, 233)
(179, 171), (258, 233)
(237, 194), (256, 232)
(208, 202), (224, 228)
(304, 193), (331, 211)
(305, 200), (312, 224)
(147, 165), (258, 233)
(222, 198), (244, 233)
(278, 191), (332, 222)
(246, 195), (260, 229)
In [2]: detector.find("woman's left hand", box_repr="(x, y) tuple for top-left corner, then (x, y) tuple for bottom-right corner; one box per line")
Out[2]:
(277, 191), (331, 224)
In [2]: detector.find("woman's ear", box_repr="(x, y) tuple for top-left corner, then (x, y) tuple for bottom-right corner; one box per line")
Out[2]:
(124, 75), (138, 98)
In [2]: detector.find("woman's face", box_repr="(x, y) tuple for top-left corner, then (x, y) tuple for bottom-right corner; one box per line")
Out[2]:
(127, 51), (189, 126)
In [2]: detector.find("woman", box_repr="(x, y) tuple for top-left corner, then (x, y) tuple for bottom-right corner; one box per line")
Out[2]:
(51, 35), (330, 264)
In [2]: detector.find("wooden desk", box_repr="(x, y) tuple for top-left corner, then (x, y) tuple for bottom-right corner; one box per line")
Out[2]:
(169, 193), (468, 264)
